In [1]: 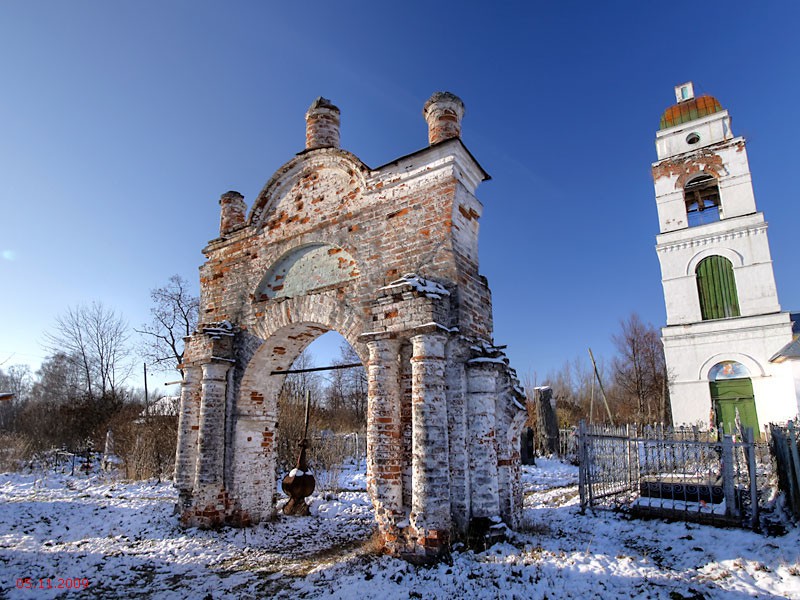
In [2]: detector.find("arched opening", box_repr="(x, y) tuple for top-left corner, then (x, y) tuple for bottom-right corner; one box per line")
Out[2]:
(708, 361), (759, 435)
(696, 255), (740, 320)
(684, 174), (721, 227)
(275, 331), (368, 497)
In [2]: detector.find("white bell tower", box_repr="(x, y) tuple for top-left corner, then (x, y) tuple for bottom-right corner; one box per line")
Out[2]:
(652, 82), (798, 430)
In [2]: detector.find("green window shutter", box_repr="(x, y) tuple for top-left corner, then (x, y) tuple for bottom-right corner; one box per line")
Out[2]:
(696, 256), (740, 320)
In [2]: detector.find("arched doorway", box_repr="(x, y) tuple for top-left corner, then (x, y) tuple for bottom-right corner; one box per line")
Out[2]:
(708, 361), (758, 435)
(274, 332), (367, 501)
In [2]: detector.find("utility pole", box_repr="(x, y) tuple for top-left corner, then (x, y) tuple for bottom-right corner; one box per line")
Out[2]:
(143, 362), (149, 407)
(588, 348), (614, 426)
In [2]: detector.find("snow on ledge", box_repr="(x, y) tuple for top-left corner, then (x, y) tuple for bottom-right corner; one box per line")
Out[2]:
(201, 320), (234, 338)
(379, 273), (451, 299)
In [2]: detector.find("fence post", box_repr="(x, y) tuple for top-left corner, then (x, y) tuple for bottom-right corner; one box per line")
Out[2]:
(626, 424), (638, 493)
(625, 424), (631, 491)
(722, 434), (739, 519)
(743, 427), (759, 531)
(578, 420), (588, 512)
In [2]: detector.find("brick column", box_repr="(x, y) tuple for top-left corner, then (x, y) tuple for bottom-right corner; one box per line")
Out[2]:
(466, 363), (500, 519)
(194, 361), (232, 492)
(366, 338), (404, 546)
(410, 332), (451, 552)
(174, 365), (201, 502)
(445, 359), (470, 533)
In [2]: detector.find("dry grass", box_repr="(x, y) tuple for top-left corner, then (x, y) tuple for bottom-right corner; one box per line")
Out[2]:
(0, 432), (34, 472)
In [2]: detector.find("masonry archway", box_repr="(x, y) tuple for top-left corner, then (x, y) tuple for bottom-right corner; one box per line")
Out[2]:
(174, 93), (526, 560)
(229, 295), (366, 525)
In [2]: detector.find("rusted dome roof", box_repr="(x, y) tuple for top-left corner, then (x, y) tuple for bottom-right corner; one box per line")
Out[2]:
(659, 95), (723, 130)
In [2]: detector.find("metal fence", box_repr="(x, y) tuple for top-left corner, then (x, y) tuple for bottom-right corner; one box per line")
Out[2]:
(577, 421), (770, 529)
(558, 428), (578, 463)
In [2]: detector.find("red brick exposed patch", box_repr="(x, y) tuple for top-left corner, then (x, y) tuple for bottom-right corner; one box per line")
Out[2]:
(387, 208), (410, 219)
(652, 150), (726, 188)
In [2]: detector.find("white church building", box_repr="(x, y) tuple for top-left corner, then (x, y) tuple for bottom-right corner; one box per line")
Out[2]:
(652, 82), (800, 432)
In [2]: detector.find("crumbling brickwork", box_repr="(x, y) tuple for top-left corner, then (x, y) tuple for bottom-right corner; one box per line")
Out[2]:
(175, 93), (526, 560)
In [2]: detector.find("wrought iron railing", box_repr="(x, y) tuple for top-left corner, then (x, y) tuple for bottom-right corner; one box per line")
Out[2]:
(577, 422), (771, 529)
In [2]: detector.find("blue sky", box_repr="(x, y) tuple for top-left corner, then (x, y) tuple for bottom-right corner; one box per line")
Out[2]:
(1, 2), (798, 391)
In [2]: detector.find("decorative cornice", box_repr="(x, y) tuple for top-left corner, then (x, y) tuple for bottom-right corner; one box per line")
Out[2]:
(656, 223), (767, 253)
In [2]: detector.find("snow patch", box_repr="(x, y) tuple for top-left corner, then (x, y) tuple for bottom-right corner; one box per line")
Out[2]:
(379, 273), (451, 298)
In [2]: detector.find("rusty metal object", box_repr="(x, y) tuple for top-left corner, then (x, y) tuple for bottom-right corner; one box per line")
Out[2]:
(281, 391), (316, 515)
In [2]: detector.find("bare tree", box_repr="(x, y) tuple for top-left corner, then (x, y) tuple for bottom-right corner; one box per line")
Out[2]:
(43, 302), (132, 399)
(19, 352), (89, 449)
(611, 313), (670, 424)
(136, 275), (199, 371)
(277, 349), (323, 471)
(28, 353), (83, 406)
(0, 364), (31, 403)
(326, 341), (367, 426)
(539, 355), (603, 426)
(0, 364), (31, 431)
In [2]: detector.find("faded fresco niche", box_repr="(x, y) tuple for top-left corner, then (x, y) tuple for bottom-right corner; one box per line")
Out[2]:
(709, 361), (750, 380)
(255, 243), (359, 300)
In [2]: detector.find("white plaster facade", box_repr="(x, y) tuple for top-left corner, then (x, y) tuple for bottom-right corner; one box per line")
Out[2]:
(653, 84), (799, 429)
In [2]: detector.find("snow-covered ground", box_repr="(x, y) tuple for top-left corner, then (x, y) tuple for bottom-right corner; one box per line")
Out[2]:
(1, 458), (798, 599)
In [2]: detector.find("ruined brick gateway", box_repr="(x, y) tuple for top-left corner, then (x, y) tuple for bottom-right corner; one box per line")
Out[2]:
(175, 92), (527, 559)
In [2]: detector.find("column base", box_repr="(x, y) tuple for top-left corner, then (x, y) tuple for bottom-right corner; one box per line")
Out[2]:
(378, 523), (451, 563)
(179, 486), (254, 528)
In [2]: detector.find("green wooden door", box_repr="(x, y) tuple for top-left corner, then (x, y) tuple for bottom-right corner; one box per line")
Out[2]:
(710, 378), (758, 435)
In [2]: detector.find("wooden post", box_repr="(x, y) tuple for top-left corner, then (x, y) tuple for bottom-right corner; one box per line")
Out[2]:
(743, 427), (759, 531)
(721, 434), (738, 518)
(588, 348), (614, 426)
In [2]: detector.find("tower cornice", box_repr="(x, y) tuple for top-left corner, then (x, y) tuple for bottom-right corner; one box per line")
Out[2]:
(656, 217), (767, 254)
